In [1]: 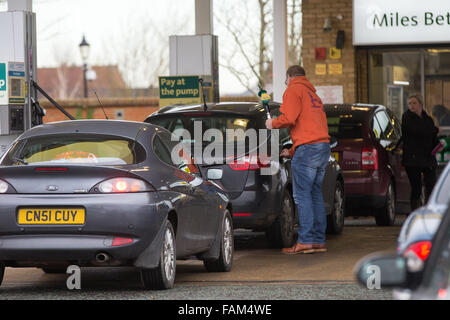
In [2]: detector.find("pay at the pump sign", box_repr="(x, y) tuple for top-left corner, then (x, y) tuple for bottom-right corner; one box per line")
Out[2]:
(159, 75), (201, 108)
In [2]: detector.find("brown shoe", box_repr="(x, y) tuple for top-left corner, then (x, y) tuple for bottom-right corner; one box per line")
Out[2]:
(281, 243), (314, 255)
(312, 244), (327, 253)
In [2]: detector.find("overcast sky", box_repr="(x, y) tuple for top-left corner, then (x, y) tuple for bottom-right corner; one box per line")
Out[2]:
(0, 0), (257, 95)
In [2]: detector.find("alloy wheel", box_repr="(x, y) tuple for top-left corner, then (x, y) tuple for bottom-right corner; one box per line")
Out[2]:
(163, 227), (175, 282)
(223, 215), (233, 265)
(334, 185), (344, 227)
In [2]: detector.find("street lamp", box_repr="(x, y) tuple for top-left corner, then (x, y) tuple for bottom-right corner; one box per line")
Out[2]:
(79, 35), (90, 98)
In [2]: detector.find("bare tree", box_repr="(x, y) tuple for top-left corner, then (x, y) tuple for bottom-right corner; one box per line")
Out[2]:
(47, 42), (81, 99)
(98, 10), (189, 91)
(215, 0), (272, 95)
(288, 0), (302, 66)
(216, 0), (302, 95)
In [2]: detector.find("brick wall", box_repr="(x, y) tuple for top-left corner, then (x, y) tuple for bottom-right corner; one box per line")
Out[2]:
(302, 0), (356, 103)
(40, 96), (260, 123)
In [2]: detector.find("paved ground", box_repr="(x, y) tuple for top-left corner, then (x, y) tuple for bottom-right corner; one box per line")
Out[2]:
(0, 216), (404, 300)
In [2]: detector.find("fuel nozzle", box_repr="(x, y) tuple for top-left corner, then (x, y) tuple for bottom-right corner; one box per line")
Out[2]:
(258, 88), (271, 119)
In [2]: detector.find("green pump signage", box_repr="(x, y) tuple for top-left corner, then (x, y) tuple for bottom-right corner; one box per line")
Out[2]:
(159, 75), (202, 108)
(0, 63), (7, 105)
(0, 63), (6, 91)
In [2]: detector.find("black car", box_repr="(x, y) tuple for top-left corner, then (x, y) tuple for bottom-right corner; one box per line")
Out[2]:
(0, 120), (233, 290)
(145, 102), (345, 248)
(355, 198), (450, 300)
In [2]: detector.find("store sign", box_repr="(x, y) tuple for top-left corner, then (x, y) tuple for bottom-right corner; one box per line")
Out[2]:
(353, 0), (450, 45)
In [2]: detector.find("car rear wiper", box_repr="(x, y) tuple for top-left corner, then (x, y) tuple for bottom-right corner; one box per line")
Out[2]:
(12, 157), (28, 165)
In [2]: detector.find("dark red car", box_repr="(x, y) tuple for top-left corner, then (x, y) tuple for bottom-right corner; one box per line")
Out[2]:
(324, 104), (411, 226)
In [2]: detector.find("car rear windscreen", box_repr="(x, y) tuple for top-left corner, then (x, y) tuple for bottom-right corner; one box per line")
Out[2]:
(1, 134), (146, 166)
(148, 115), (258, 144)
(147, 114), (265, 162)
(325, 108), (368, 139)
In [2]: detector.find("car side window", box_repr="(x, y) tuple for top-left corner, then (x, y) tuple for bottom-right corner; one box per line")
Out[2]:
(385, 108), (402, 138)
(153, 134), (175, 166)
(374, 111), (398, 141)
(372, 115), (383, 139)
(156, 131), (200, 176)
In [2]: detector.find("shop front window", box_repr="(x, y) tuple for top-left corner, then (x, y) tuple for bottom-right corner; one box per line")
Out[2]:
(368, 48), (450, 125)
(368, 50), (421, 120)
(425, 49), (450, 127)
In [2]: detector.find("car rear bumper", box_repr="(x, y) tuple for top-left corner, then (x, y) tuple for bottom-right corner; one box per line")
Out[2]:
(343, 169), (389, 210)
(0, 192), (165, 267)
(345, 194), (385, 210)
(231, 190), (282, 230)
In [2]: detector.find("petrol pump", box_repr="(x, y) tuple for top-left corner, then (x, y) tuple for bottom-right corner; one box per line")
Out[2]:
(0, 10), (43, 156)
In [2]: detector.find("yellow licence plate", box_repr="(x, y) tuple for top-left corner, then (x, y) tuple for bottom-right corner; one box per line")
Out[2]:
(17, 208), (86, 225)
(331, 152), (339, 161)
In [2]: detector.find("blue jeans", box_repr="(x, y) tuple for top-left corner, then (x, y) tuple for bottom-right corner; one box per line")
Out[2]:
(291, 142), (330, 245)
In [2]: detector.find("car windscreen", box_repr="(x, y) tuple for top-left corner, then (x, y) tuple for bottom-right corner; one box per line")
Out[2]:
(325, 108), (367, 139)
(1, 134), (146, 166)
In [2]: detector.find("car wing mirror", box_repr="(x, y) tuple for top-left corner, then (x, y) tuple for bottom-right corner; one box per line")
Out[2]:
(354, 253), (407, 289)
(207, 168), (223, 180)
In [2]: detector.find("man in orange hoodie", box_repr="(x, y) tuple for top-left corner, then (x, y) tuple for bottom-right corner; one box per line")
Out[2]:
(266, 65), (330, 254)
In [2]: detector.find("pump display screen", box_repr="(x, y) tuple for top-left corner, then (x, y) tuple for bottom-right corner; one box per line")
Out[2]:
(10, 78), (22, 97)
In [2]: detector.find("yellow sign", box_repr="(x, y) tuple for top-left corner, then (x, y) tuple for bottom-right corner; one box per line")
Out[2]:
(159, 76), (202, 108)
(329, 47), (342, 59)
(17, 208), (86, 225)
(328, 63), (343, 75)
(315, 64), (327, 75)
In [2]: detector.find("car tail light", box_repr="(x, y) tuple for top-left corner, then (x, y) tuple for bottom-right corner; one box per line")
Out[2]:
(95, 178), (152, 193)
(233, 213), (252, 217)
(112, 237), (134, 247)
(362, 147), (378, 170)
(228, 155), (270, 171)
(403, 241), (432, 272)
(0, 179), (16, 194)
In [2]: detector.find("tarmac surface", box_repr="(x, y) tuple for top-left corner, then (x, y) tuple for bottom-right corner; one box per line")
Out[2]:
(0, 217), (403, 300)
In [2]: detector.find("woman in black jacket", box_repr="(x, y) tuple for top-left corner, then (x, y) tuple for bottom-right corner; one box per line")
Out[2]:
(401, 94), (439, 212)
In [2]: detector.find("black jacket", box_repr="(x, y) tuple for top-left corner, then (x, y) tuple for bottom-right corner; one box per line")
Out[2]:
(401, 109), (439, 168)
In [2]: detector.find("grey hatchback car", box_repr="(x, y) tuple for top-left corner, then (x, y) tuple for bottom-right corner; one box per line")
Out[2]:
(0, 120), (233, 290)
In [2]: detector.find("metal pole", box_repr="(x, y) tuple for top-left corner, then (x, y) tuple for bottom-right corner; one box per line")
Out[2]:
(273, 0), (288, 103)
(83, 63), (88, 98)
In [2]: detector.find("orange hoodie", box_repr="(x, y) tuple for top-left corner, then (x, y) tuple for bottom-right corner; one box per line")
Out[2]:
(272, 76), (329, 157)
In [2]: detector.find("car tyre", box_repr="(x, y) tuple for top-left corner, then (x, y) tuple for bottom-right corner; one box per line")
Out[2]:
(265, 192), (296, 248)
(140, 220), (176, 290)
(375, 181), (396, 226)
(326, 180), (345, 234)
(204, 210), (234, 272)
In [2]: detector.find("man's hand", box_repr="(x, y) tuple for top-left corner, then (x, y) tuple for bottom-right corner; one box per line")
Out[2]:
(280, 148), (290, 158)
(265, 119), (273, 129)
